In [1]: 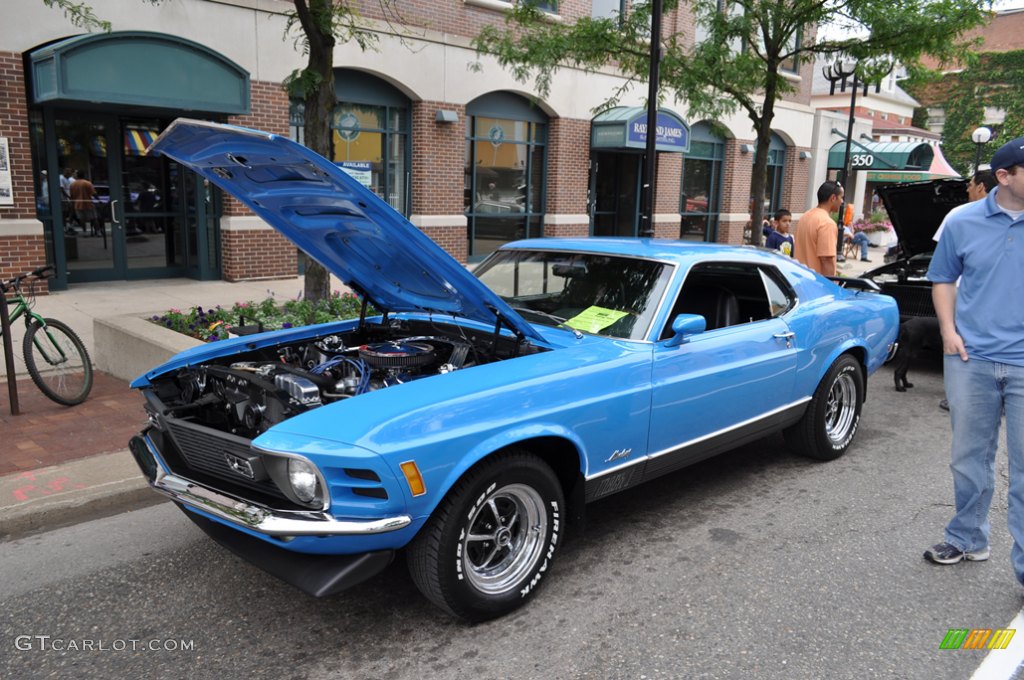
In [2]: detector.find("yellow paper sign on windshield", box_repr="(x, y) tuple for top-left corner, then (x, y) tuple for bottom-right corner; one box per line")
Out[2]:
(564, 306), (629, 334)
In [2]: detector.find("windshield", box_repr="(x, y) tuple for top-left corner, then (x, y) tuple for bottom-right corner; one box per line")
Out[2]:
(474, 249), (674, 341)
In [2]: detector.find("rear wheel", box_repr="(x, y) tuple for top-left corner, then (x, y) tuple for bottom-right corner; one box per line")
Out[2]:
(407, 450), (564, 622)
(784, 354), (863, 461)
(23, 318), (93, 406)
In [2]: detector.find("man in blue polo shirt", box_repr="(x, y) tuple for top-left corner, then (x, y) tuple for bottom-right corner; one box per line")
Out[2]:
(923, 137), (1024, 588)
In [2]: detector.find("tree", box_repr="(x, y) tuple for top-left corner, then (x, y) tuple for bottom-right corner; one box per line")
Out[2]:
(474, 0), (990, 246)
(42, 0), (113, 30)
(908, 50), (1024, 175)
(284, 1), (382, 304)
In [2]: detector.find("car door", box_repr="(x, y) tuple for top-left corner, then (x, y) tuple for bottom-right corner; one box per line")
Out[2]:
(645, 262), (799, 477)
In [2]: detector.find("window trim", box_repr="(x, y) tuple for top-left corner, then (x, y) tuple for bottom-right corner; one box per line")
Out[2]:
(680, 122), (726, 242)
(464, 0), (562, 21)
(464, 110), (549, 261)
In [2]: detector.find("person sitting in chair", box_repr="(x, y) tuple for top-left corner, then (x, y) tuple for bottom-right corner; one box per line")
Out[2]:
(843, 225), (872, 263)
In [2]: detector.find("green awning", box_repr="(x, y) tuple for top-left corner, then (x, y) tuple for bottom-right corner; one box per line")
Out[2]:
(591, 107), (690, 153)
(827, 140), (934, 172)
(29, 31), (250, 115)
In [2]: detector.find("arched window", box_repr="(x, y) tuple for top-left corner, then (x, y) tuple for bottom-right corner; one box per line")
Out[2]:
(464, 92), (548, 259)
(765, 133), (787, 215)
(290, 70), (411, 216)
(680, 121), (726, 241)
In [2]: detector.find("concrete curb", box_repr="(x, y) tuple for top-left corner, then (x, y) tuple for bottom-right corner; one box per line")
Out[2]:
(0, 450), (157, 539)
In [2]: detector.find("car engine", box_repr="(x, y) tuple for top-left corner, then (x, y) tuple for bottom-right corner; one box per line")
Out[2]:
(147, 323), (510, 439)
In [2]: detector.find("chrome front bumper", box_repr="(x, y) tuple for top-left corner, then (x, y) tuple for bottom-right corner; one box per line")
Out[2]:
(135, 434), (412, 537)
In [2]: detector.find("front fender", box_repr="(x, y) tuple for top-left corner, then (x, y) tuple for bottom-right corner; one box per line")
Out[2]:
(424, 423), (586, 517)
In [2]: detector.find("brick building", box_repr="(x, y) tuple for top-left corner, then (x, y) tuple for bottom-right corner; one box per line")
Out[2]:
(1, 0), (821, 290)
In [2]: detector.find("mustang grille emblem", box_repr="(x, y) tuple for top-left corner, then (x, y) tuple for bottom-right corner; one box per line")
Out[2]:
(225, 453), (256, 480)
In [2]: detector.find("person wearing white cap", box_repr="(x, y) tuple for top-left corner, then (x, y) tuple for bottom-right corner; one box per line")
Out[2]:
(923, 137), (1024, 587)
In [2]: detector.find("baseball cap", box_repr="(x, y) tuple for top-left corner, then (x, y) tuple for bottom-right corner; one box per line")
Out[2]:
(990, 136), (1024, 172)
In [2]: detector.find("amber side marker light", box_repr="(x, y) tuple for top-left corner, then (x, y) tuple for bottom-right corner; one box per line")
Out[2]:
(400, 461), (427, 497)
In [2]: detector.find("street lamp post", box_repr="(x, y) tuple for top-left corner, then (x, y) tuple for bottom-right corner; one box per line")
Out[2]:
(821, 59), (889, 261)
(639, 0), (663, 239)
(972, 126), (992, 173)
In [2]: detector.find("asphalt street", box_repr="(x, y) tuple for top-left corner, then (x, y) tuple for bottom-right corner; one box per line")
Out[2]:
(2, 361), (1022, 680)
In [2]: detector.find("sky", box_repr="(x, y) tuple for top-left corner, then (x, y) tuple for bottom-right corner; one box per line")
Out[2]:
(820, 0), (1024, 41)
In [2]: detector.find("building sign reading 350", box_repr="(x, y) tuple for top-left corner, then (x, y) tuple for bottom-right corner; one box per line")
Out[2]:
(850, 153), (875, 168)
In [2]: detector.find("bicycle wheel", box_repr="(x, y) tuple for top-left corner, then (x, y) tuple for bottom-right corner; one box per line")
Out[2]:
(22, 317), (93, 406)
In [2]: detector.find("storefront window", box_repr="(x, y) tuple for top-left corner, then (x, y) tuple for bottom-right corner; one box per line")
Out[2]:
(332, 102), (408, 215)
(680, 123), (725, 241)
(464, 95), (548, 259)
(289, 101), (305, 147)
(765, 133), (787, 215)
(29, 110), (55, 267)
(288, 72), (410, 218)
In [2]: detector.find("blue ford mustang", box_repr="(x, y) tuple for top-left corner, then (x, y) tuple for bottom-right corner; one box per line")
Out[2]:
(130, 120), (899, 622)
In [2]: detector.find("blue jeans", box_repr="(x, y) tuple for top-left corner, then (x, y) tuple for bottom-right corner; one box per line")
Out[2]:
(943, 355), (1024, 583)
(851, 232), (870, 259)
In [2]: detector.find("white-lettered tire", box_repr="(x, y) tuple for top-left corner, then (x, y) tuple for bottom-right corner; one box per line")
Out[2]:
(406, 449), (564, 622)
(784, 353), (864, 461)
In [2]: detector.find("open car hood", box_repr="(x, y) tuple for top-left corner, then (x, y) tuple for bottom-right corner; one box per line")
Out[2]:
(876, 178), (967, 257)
(148, 119), (544, 344)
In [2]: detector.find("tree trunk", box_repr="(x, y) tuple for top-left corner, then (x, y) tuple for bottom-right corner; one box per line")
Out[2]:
(297, 0), (336, 304)
(747, 80), (779, 249)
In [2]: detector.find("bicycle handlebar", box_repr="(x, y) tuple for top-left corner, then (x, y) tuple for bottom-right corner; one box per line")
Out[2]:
(1, 264), (55, 292)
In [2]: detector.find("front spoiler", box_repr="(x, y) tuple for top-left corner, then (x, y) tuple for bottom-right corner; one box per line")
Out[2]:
(180, 507), (395, 597)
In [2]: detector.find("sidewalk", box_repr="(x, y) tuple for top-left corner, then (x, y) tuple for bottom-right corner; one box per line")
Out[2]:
(0, 274), (318, 538)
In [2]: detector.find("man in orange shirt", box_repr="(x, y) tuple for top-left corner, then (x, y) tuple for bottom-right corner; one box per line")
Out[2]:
(69, 170), (102, 237)
(794, 181), (844, 276)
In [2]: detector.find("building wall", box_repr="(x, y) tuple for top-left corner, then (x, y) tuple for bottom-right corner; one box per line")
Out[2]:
(409, 100), (468, 261)
(544, 118), (590, 239)
(0, 49), (47, 289)
(1, 0), (823, 287)
(716, 139), (753, 244)
(222, 79), (296, 282)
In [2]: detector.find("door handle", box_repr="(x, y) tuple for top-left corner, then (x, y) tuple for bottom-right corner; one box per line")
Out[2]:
(111, 199), (120, 228)
(773, 331), (795, 347)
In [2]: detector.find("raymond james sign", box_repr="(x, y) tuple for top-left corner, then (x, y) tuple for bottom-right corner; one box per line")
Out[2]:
(627, 112), (690, 151)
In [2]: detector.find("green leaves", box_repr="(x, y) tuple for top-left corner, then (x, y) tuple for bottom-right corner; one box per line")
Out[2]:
(914, 50), (1024, 175)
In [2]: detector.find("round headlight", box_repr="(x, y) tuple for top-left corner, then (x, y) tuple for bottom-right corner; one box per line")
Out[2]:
(287, 458), (320, 504)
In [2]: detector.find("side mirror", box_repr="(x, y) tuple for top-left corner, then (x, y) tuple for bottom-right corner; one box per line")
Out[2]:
(665, 313), (706, 347)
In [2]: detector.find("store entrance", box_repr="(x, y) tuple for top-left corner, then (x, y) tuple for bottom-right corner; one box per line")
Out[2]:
(590, 151), (641, 237)
(54, 113), (219, 283)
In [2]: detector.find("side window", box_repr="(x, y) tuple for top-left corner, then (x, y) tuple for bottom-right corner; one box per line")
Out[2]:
(661, 262), (775, 339)
(759, 266), (796, 317)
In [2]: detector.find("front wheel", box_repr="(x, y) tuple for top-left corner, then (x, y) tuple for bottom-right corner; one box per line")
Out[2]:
(23, 317), (94, 406)
(784, 354), (864, 461)
(407, 450), (564, 622)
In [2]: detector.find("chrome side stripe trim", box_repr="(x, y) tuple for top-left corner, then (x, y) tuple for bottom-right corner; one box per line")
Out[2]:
(585, 396), (812, 481)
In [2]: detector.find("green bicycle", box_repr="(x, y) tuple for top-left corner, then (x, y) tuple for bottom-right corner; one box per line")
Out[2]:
(1, 265), (93, 406)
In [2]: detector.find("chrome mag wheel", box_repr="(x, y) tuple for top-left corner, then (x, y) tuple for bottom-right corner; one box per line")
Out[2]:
(462, 483), (548, 595)
(825, 371), (857, 444)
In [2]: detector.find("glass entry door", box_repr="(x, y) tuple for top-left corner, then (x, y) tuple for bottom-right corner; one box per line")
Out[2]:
(55, 113), (195, 282)
(57, 115), (121, 281)
(590, 151), (640, 237)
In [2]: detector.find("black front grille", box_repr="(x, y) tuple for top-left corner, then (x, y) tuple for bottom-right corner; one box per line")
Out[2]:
(882, 283), (936, 319)
(163, 418), (288, 500)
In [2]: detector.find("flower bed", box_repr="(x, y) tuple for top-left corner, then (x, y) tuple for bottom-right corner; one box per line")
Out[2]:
(851, 211), (894, 235)
(150, 291), (371, 342)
